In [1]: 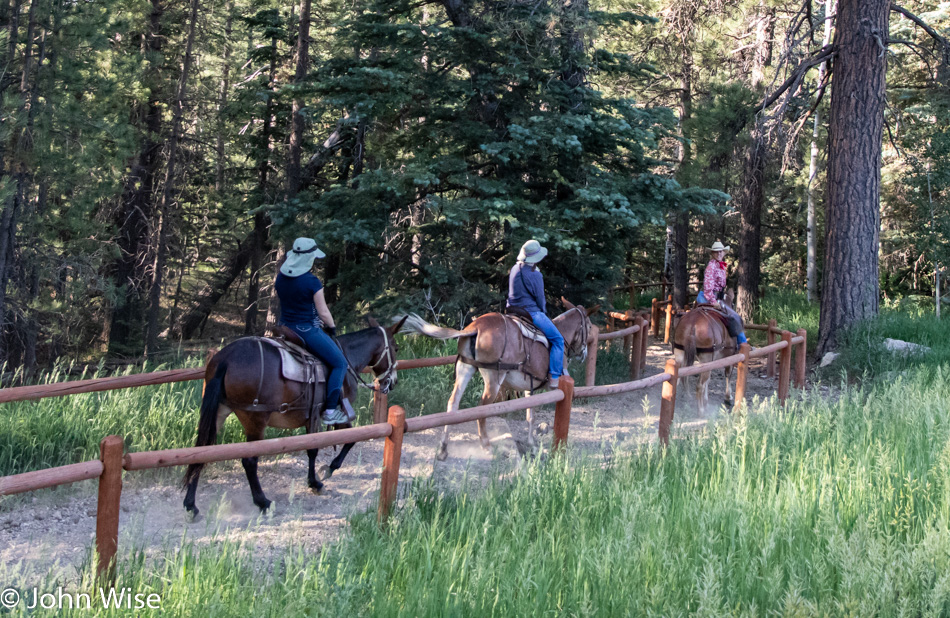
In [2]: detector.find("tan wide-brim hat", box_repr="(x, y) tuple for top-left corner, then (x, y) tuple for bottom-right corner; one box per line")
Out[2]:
(517, 239), (548, 264)
(708, 241), (731, 253)
(279, 237), (326, 277)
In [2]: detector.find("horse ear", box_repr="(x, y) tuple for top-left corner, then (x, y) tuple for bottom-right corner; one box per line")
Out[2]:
(585, 304), (601, 316)
(367, 316), (380, 328)
(389, 315), (409, 335)
(561, 296), (576, 309)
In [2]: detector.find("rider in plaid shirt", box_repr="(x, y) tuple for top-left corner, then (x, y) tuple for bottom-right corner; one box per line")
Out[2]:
(696, 241), (749, 346)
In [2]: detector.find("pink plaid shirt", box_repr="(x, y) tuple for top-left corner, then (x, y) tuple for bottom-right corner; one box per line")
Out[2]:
(703, 259), (727, 301)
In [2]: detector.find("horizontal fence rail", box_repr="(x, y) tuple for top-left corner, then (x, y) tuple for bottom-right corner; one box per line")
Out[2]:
(0, 302), (810, 581)
(0, 460), (104, 496)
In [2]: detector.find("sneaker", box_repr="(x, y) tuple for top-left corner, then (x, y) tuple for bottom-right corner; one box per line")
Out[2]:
(549, 377), (560, 389)
(322, 406), (349, 426)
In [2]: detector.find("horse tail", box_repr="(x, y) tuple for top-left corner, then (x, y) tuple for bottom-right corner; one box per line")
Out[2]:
(683, 322), (697, 368)
(398, 313), (468, 340)
(182, 360), (227, 488)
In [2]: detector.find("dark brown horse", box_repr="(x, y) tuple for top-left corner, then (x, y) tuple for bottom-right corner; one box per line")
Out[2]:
(182, 317), (408, 518)
(400, 298), (598, 459)
(672, 298), (738, 415)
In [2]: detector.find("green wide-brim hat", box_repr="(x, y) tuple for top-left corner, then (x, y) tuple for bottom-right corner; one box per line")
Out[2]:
(279, 237), (326, 277)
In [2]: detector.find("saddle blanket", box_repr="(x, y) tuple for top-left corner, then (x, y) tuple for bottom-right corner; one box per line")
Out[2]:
(506, 315), (550, 349)
(260, 337), (326, 384)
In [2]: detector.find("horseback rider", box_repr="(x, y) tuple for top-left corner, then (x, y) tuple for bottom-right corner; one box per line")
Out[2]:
(506, 240), (564, 388)
(274, 237), (349, 425)
(696, 241), (749, 346)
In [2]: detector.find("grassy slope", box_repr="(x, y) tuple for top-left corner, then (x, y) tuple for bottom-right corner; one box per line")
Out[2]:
(24, 364), (950, 617)
(9, 295), (950, 616)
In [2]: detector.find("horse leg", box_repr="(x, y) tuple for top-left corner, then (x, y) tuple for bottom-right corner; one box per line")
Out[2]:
(182, 405), (231, 520)
(307, 447), (324, 493)
(476, 371), (505, 451)
(438, 361), (477, 461)
(525, 390), (537, 451)
(324, 425), (356, 479)
(723, 365), (734, 408)
(697, 371), (710, 416)
(240, 421), (272, 512)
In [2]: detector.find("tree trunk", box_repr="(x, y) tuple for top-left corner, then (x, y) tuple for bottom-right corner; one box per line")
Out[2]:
(807, 0), (835, 302)
(145, 0), (200, 357)
(286, 0), (311, 199)
(673, 49), (692, 308)
(214, 1), (233, 194)
(673, 213), (689, 307)
(736, 118), (766, 321)
(735, 6), (774, 322)
(108, 0), (163, 357)
(816, 0), (888, 355)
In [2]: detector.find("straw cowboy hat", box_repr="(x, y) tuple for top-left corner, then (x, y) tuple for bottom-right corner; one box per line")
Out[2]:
(707, 241), (731, 253)
(517, 239), (548, 264)
(279, 237), (326, 277)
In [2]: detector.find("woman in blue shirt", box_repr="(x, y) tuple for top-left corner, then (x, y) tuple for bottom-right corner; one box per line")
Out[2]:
(506, 240), (564, 388)
(275, 238), (349, 425)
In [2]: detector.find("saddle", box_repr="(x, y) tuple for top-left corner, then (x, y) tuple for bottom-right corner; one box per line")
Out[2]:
(695, 304), (735, 335)
(502, 308), (549, 349)
(231, 328), (329, 430)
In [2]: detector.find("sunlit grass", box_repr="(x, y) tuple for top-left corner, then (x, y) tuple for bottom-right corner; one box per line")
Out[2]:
(11, 363), (950, 616)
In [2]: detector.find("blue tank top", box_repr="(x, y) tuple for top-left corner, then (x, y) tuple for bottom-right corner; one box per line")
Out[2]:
(275, 272), (324, 325)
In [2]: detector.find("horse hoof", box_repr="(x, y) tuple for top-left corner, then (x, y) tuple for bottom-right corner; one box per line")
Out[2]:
(309, 479), (324, 493)
(184, 507), (201, 523)
(256, 499), (272, 513)
(319, 464), (332, 479)
(436, 446), (448, 461)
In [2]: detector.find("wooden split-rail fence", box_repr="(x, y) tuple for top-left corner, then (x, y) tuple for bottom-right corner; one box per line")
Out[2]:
(0, 311), (807, 580)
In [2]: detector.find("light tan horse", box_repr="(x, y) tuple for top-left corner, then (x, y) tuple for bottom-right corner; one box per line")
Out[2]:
(671, 297), (739, 416)
(400, 298), (598, 459)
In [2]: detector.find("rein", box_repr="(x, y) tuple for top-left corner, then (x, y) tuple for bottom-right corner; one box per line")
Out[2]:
(338, 326), (395, 392)
(564, 306), (590, 361)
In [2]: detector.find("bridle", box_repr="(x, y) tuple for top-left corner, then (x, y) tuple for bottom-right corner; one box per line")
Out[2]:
(343, 326), (397, 394)
(564, 306), (590, 362)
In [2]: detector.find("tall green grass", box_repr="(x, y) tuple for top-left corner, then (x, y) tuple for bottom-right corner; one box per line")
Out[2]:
(9, 363), (950, 616)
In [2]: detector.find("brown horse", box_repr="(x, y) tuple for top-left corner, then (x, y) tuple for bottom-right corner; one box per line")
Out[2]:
(182, 317), (408, 518)
(400, 298), (598, 459)
(671, 298), (738, 416)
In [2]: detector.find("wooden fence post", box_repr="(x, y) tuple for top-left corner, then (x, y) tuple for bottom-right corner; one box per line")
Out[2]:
(638, 317), (649, 376)
(378, 405), (406, 525)
(96, 435), (124, 581)
(658, 359), (679, 445)
(795, 328), (807, 389)
(734, 343), (752, 413)
(664, 302), (673, 344)
(778, 331), (793, 403)
(630, 323), (642, 380)
(585, 325), (599, 386)
(552, 376), (575, 451)
(767, 319), (777, 378)
(652, 298), (660, 337)
(373, 390), (389, 424)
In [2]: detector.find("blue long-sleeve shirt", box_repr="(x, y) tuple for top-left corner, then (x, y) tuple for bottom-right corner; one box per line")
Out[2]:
(507, 262), (546, 314)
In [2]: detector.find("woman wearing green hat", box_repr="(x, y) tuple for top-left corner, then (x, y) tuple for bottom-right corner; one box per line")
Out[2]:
(506, 240), (564, 388)
(274, 237), (349, 425)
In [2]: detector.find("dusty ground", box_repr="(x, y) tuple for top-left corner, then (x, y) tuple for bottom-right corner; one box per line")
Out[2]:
(0, 338), (802, 584)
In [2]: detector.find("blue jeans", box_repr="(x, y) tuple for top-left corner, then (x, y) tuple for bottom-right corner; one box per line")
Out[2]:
(696, 292), (747, 345)
(284, 321), (348, 411)
(530, 312), (564, 379)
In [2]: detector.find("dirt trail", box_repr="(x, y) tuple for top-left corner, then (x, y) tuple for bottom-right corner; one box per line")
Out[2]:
(0, 339), (788, 584)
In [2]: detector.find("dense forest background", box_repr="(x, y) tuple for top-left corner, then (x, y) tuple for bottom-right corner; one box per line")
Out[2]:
(0, 0), (946, 370)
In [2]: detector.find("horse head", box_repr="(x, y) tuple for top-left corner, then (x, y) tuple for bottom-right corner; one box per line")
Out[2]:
(558, 297), (600, 360)
(365, 315), (408, 394)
